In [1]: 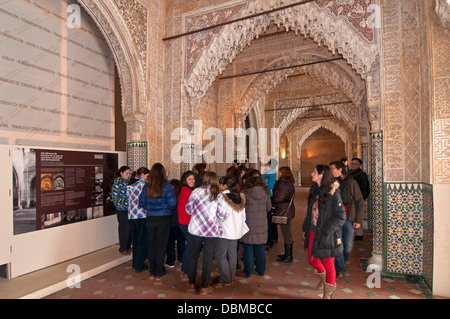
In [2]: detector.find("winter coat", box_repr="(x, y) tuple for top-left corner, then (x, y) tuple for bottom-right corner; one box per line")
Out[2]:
(220, 190), (249, 240)
(349, 168), (371, 200)
(139, 181), (177, 218)
(272, 180), (295, 220)
(336, 175), (364, 225)
(241, 186), (272, 245)
(302, 181), (346, 259)
(111, 177), (129, 211)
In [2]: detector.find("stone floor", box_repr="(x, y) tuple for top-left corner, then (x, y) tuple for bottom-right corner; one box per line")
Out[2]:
(46, 188), (430, 301)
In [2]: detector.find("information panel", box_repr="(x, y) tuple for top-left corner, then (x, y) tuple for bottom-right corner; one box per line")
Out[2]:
(13, 147), (118, 235)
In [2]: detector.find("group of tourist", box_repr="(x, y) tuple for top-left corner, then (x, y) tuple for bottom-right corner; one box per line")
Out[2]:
(110, 157), (370, 299)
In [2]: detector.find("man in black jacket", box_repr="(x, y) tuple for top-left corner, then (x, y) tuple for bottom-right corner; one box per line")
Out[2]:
(349, 158), (371, 241)
(330, 161), (364, 278)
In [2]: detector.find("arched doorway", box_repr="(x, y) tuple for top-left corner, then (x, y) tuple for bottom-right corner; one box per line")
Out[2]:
(299, 128), (346, 186)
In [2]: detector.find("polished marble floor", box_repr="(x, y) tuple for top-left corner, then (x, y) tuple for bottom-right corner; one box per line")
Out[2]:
(45, 188), (430, 300)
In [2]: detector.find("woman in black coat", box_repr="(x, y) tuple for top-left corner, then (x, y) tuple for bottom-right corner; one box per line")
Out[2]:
(302, 164), (346, 299)
(272, 166), (295, 263)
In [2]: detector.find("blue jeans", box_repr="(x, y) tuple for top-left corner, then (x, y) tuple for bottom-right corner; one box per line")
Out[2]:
(178, 224), (190, 273)
(166, 225), (186, 266)
(334, 215), (355, 275)
(130, 218), (148, 271)
(242, 243), (265, 277)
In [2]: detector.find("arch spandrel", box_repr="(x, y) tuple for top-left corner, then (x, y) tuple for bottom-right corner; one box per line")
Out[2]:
(77, 0), (148, 137)
(184, 0), (378, 107)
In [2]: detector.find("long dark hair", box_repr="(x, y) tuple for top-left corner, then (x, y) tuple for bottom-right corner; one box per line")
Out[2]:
(136, 167), (150, 176)
(193, 163), (207, 180)
(202, 171), (220, 201)
(114, 166), (130, 178)
(180, 170), (195, 187)
(279, 166), (295, 183)
(222, 175), (240, 203)
(309, 164), (333, 208)
(146, 163), (167, 199)
(242, 169), (269, 195)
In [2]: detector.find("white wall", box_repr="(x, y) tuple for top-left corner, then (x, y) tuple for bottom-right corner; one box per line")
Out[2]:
(0, 0), (115, 150)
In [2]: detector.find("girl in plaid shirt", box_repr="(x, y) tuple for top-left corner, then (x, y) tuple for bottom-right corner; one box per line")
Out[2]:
(185, 171), (227, 295)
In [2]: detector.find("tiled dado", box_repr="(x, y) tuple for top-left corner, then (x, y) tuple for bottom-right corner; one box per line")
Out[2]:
(383, 183), (433, 282)
(127, 141), (148, 172)
(371, 132), (383, 255)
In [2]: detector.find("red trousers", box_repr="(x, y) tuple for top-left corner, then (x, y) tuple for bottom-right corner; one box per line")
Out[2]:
(307, 230), (336, 285)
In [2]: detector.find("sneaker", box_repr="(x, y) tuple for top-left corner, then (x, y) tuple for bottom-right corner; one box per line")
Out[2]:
(155, 270), (168, 281)
(198, 285), (214, 295)
(165, 263), (175, 268)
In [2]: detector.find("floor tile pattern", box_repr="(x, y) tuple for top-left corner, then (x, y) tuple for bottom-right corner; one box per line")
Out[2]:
(47, 188), (429, 300)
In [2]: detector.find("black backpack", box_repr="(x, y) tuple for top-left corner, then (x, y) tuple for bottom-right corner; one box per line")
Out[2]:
(339, 176), (354, 207)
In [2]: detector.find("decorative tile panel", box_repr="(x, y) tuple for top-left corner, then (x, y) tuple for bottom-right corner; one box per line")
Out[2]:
(127, 141), (148, 172)
(384, 183), (432, 277)
(180, 143), (195, 176)
(361, 143), (370, 230)
(421, 183), (434, 290)
(371, 132), (383, 255)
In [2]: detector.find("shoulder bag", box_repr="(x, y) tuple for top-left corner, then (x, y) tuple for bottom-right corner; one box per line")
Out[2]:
(272, 194), (294, 225)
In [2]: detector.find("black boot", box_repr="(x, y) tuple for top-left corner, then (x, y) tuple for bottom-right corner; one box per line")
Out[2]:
(277, 244), (293, 263)
(277, 244), (288, 259)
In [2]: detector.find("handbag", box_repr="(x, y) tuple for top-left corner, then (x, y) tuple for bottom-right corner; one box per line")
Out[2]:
(272, 194), (294, 225)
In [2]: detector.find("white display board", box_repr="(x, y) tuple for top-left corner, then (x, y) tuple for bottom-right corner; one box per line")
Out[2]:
(1, 145), (126, 278)
(0, 145), (13, 267)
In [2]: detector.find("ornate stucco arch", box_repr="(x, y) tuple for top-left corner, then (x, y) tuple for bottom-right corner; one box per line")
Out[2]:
(78, 0), (148, 140)
(289, 119), (353, 185)
(293, 119), (353, 159)
(185, 0), (378, 107)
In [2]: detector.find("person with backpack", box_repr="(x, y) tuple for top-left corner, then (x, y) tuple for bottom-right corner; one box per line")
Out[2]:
(330, 161), (364, 278)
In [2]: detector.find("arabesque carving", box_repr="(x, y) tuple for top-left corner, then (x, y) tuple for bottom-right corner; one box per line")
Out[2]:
(184, 0), (378, 106)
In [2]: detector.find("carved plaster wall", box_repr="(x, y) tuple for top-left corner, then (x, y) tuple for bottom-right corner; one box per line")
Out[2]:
(78, 0), (148, 142)
(183, 0), (379, 109)
(432, 0), (450, 184)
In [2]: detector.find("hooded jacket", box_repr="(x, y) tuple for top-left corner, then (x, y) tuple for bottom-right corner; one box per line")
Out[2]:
(302, 181), (346, 259)
(220, 190), (249, 240)
(241, 186), (272, 245)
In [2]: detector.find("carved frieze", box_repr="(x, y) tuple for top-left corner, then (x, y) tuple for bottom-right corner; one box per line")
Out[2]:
(183, 0), (378, 106)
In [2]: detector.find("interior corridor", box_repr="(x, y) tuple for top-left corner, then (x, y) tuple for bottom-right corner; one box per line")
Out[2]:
(37, 188), (431, 300)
